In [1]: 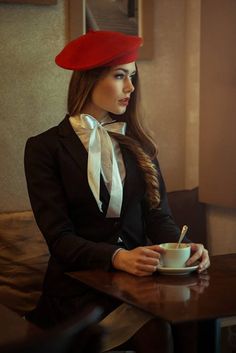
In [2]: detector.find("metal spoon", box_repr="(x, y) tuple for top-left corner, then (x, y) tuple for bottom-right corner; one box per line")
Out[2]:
(176, 225), (188, 248)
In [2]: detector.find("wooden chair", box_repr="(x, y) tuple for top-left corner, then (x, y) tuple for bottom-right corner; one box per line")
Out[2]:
(1, 307), (104, 353)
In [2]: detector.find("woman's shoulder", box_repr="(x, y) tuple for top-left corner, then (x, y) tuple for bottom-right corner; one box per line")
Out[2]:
(25, 129), (58, 163)
(28, 125), (58, 142)
(25, 126), (59, 158)
(26, 115), (70, 145)
(25, 115), (71, 157)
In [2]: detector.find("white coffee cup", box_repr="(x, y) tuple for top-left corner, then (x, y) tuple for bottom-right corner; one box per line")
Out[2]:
(160, 243), (191, 268)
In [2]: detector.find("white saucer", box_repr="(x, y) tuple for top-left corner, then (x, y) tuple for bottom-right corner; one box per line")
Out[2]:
(156, 264), (199, 276)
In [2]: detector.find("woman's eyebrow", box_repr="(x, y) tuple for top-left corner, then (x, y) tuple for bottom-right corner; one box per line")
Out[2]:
(114, 68), (136, 75)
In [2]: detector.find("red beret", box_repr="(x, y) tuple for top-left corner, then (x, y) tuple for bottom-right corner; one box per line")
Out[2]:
(55, 30), (143, 71)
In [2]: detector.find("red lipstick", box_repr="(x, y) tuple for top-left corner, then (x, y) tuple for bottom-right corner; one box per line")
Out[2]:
(118, 98), (130, 106)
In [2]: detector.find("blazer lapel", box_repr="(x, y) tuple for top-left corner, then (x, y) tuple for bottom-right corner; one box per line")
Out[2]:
(58, 115), (88, 173)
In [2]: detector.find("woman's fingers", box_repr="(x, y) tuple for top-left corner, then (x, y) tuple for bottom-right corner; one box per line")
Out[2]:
(186, 243), (210, 273)
(133, 247), (163, 274)
(113, 246), (162, 276)
(198, 249), (210, 272)
(145, 244), (166, 254)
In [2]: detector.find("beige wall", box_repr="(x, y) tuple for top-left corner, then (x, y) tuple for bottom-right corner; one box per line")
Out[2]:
(0, 0), (70, 212)
(0, 0), (235, 254)
(140, 0), (186, 190)
(198, 0), (236, 254)
(141, 0), (236, 255)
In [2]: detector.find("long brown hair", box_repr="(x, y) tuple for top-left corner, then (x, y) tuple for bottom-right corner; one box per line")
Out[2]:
(67, 66), (160, 208)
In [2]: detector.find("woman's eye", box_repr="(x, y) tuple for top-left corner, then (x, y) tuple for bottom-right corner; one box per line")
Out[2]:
(114, 73), (125, 79)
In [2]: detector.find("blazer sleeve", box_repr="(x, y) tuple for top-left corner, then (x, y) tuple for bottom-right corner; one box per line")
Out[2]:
(24, 136), (120, 271)
(143, 159), (189, 244)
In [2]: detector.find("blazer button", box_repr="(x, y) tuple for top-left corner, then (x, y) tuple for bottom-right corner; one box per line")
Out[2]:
(113, 221), (120, 230)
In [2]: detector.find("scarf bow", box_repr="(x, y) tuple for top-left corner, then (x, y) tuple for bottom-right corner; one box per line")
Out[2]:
(69, 114), (126, 218)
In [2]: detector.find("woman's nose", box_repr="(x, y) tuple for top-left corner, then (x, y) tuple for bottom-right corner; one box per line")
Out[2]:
(124, 77), (135, 93)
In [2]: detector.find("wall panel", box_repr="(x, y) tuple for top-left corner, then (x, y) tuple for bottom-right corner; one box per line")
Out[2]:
(199, 0), (236, 208)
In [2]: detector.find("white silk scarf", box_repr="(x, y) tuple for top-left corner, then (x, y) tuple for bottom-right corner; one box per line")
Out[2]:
(69, 114), (126, 218)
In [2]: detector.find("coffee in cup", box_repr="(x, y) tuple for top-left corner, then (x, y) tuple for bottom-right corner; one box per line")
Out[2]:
(159, 243), (191, 268)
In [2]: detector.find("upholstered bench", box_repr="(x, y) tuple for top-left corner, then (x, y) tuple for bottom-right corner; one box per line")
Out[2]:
(0, 211), (49, 315)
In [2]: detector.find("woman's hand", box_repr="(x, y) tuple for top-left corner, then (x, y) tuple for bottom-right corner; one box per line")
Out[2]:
(186, 243), (210, 273)
(112, 245), (165, 276)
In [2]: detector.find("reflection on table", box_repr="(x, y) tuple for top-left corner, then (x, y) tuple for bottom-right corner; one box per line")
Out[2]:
(68, 254), (236, 324)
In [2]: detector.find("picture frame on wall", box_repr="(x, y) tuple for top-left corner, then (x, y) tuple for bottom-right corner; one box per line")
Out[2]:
(0, 0), (57, 4)
(68, 0), (154, 60)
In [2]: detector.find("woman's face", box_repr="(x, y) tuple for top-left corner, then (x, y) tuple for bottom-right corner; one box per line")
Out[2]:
(82, 62), (136, 120)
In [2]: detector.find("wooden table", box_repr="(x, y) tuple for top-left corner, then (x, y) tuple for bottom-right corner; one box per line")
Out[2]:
(69, 253), (236, 353)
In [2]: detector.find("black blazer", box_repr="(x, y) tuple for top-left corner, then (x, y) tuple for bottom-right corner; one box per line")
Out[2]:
(24, 115), (179, 297)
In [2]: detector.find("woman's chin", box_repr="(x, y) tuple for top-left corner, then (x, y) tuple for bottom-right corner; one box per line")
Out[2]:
(110, 107), (127, 115)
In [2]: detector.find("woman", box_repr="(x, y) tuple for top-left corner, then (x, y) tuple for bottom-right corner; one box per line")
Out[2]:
(24, 31), (210, 352)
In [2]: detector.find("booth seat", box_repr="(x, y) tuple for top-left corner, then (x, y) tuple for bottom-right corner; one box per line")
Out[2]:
(0, 210), (49, 315)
